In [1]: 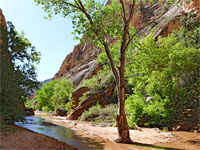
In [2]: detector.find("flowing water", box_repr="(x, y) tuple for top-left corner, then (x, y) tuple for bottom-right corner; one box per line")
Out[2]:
(15, 116), (85, 148)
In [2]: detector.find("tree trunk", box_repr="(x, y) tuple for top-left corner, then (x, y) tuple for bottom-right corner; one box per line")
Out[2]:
(114, 52), (133, 143)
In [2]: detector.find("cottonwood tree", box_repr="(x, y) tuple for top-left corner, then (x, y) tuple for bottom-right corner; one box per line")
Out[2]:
(0, 22), (40, 124)
(34, 0), (174, 143)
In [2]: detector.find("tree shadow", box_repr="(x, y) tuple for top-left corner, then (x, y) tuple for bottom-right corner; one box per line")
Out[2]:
(72, 133), (106, 150)
(187, 140), (200, 146)
(129, 142), (184, 150)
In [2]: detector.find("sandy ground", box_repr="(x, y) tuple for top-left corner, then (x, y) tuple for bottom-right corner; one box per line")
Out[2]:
(0, 125), (75, 150)
(48, 116), (176, 145)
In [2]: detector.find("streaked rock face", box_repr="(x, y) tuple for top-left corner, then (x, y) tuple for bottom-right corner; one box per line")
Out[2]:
(53, 0), (200, 89)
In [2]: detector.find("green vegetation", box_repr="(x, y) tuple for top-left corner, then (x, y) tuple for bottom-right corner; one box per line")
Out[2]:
(80, 104), (117, 125)
(25, 99), (36, 109)
(126, 32), (200, 127)
(35, 78), (74, 113)
(0, 124), (19, 133)
(0, 22), (40, 124)
(80, 69), (114, 92)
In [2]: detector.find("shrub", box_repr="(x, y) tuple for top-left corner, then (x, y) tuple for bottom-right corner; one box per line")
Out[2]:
(80, 104), (118, 125)
(80, 69), (114, 92)
(126, 94), (172, 127)
(126, 32), (200, 128)
(35, 78), (74, 112)
(25, 99), (35, 109)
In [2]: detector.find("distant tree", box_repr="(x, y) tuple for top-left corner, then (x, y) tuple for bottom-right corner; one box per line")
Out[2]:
(35, 78), (73, 112)
(0, 22), (40, 124)
(34, 0), (175, 143)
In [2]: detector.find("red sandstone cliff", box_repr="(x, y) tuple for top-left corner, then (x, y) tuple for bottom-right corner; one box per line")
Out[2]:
(53, 0), (200, 89)
(0, 8), (7, 28)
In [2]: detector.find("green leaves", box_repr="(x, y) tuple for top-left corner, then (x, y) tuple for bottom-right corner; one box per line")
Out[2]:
(35, 78), (74, 112)
(126, 30), (200, 127)
(0, 22), (40, 124)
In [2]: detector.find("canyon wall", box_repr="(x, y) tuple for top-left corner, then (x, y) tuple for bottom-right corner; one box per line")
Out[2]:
(53, 0), (200, 89)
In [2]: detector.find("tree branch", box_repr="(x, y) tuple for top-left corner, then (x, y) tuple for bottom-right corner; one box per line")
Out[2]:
(120, 0), (126, 24)
(76, 0), (120, 91)
(62, 1), (81, 10)
(120, 0), (136, 54)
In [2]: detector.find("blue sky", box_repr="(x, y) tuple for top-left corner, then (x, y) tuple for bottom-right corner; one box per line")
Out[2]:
(0, 0), (78, 81)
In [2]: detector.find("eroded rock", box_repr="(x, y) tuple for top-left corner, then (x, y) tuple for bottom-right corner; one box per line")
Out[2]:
(67, 84), (116, 120)
(54, 108), (67, 116)
(72, 87), (91, 109)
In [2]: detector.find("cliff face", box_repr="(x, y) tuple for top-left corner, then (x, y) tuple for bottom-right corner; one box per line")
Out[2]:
(53, 0), (200, 89)
(0, 8), (7, 28)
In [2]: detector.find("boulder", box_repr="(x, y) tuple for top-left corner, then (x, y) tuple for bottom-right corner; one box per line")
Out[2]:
(55, 108), (67, 116)
(25, 108), (35, 116)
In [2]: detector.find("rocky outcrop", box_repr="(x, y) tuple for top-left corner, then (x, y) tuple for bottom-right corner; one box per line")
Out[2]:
(72, 87), (91, 108)
(67, 84), (116, 120)
(53, 41), (102, 88)
(53, 0), (200, 90)
(0, 8), (7, 28)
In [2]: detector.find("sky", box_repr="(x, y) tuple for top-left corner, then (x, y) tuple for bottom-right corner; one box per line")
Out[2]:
(0, 0), (78, 81)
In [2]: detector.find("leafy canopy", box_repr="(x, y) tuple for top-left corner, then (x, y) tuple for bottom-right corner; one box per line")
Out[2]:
(126, 32), (200, 127)
(0, 22), (40, 124)
(35, 78), (74, 113)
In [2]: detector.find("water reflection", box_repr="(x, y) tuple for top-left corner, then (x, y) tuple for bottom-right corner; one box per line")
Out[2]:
(15, 116), (77, 146)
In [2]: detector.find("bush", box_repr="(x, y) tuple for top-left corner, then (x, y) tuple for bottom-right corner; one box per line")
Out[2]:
(126, 32), (200, 128)
(35, 78), (74, 113)
(126, 94), (172, 127)
(80, 104), (117, 125)
(25, 99), (35, 109)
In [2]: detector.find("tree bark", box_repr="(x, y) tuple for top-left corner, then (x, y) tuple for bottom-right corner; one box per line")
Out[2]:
(114, 51), (133, 143)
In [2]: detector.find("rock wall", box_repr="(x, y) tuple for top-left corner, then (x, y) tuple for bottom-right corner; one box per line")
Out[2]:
(53, 0), (200, 90)
(0, 8), (7, 27)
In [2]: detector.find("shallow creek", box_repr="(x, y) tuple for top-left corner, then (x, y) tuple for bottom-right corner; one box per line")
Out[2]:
(15, 111), (199, 150)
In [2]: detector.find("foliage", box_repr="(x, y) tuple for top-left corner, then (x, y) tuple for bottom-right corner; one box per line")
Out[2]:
(126, 33), (200, 127)
(0, 22), (40, 124)
(177, 12), (200, 49)
(6, 22), (41, 94)
(80, 76), (99, 91)
(25, 99), (35, 109)
(79, 91), (90, 102)
(80, 104), (118, 125)
(35, 78), (74, 113)
(80, 68), (114, 91)
(0, 124), (19, 133)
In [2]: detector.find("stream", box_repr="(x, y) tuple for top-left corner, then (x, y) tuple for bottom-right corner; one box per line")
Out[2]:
(15, 116), (85, 149)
